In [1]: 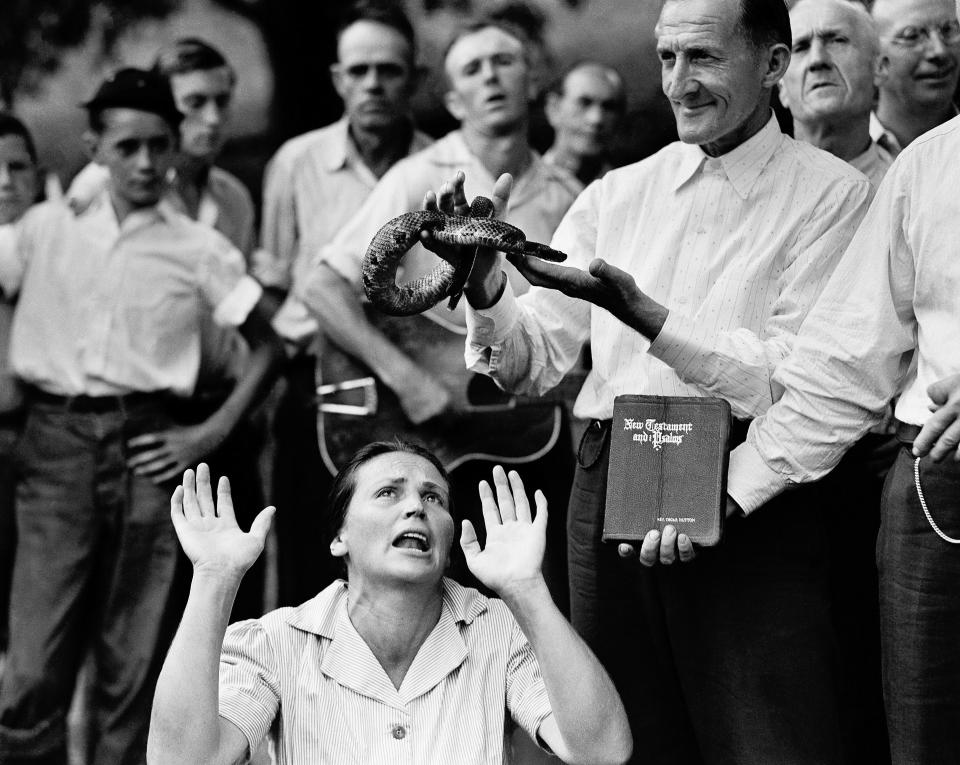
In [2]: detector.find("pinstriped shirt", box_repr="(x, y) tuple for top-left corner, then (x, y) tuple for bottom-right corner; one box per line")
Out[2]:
(218, 578), (553, 764)
(465, 115), (872, 422)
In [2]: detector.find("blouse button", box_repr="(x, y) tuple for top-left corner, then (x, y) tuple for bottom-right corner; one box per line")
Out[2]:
(392, 724), (407, 740)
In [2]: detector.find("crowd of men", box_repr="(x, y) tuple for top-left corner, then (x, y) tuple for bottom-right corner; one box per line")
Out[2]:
(0, 0), (957, 762)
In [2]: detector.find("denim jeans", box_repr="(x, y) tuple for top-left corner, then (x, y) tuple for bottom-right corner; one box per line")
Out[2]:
(879, 447), (960, 765)
(0, 401), (180, 765)
(568, 420), (843, 765)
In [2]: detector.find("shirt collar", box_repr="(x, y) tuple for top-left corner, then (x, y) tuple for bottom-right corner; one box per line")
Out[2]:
(286, 577), (488, 638)
(870, 112), (902, 157)
(672, 113), (783, 199)
(84, 187), (170, 235)
(287, 578), (487, 708)
(322, 116), (430, 174)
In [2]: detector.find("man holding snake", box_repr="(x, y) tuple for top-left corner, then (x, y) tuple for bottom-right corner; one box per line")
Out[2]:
(429, 0), (873, 762)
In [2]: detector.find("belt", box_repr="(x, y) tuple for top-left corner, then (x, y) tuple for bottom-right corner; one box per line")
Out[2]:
(895, 420), (922, 444)
(25, 386), (167, 414)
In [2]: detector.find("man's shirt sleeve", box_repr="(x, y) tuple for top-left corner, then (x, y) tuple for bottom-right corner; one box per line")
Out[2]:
(0, 212), (34, 299)
(647, 176), (873, 419)
(727, 166), (916, 513)
(464, 183), (595, 396)
(197, 229), (264, 327)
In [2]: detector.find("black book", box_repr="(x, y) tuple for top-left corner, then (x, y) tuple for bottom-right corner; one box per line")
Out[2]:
(603, 395), (731, 547)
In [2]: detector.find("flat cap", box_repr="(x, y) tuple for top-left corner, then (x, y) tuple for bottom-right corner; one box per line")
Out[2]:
(82, 67), (182, 128)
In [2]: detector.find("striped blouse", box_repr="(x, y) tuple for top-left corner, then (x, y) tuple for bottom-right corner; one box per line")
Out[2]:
(218, 578), (553, 764)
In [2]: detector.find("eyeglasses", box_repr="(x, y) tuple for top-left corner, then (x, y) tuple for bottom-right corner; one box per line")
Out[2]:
(889, 20), (960, 48)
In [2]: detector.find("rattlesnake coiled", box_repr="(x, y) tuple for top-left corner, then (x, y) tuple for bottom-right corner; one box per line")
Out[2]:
(362, 196), (567, 316)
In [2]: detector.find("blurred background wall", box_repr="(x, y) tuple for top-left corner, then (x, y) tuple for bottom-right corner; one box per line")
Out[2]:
(4, 0), (679, 207)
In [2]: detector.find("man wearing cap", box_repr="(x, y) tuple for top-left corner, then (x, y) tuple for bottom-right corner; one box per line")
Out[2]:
(0, 68), (281, 765)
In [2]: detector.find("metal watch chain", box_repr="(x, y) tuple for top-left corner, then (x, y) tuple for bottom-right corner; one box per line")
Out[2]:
(914, 457), (960, 544)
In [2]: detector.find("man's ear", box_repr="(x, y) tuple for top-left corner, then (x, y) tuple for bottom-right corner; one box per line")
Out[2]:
(874, 53), (890, 89)
(330, 63), (346, 100)
(544, 91), (562, 129)
(776, 80), (792, 111)
(444, 89), (466, 122)
(82, 130), (102, 165)
(330, 535), (348, 558)
(761, 43), (792, 90)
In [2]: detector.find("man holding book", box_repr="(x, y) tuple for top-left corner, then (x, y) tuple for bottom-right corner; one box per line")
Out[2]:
(429, 0), (873, 762)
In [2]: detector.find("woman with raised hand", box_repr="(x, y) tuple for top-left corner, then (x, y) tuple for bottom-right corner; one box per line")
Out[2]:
(147, 440), (631, 765)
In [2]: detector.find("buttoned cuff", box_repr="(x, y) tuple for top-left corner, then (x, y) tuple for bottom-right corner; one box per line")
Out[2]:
(214, 275), (263, 327)
(647, 310), (712, 378)
(465, 278), (521, 346)
(271, 295), (319, 346)
(726, 441), (792, 515)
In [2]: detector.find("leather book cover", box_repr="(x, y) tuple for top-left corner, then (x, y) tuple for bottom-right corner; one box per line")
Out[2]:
(603, 395), (731, 547)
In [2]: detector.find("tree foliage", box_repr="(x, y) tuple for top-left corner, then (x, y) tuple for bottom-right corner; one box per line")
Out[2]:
(0, 0), (180, 107)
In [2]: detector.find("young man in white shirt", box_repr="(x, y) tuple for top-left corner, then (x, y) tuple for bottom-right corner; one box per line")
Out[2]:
(0, 69), (281, 765)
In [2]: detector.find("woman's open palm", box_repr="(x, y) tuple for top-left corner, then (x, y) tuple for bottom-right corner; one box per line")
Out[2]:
(460, 466), (547, 597)
(170, 463), (275, 579)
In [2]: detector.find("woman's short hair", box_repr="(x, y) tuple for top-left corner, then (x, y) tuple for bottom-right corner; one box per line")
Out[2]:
(326, 440), (455, 574)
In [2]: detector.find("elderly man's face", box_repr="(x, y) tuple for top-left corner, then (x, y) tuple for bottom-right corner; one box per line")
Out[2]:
(546, 65), (624, 158)
(873, 0), (960, 110)
(780, 0), (880, 126)
(657, 0), (777, 154)
(332, 20), (415, 132)
(444, 26), (531, 136)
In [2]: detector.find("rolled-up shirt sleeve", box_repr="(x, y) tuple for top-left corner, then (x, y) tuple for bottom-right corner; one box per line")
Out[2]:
(647, 177), (872, 419)
(727, 165), (916, 514)
(219, 619), (281, 756)
(505, 619), (554, 750)
(196, 231), (263, 327)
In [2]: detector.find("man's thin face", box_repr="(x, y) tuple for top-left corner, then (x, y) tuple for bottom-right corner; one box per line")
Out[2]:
(874, 0), (960, 110)
(334, 20), (414, 131)
(656, 0), (771, 153)
(549, 67), (624, 158)
(93, 108), (176, 209)
(781, 1), (879, 126)
(0, 134), (37, 225)
(171, 67), (234, 161)
(445, 27), (530, 135)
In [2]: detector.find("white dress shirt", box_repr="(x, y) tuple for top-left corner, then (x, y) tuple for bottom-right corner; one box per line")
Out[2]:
(850, 140), (894, 192)
(0, 191), (261, 397)
(466, 115), (872, 422)
(219, 578), (553, 765)
(728, 114), (960, 513)
(257, 118), (432, 346)
(305, 129), (582, 332)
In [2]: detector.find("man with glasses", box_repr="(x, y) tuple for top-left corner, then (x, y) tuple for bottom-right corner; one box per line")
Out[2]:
(871, 0), (960, 154)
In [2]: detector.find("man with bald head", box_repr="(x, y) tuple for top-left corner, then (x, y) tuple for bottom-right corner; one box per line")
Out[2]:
(871, 0), (960, 154)
(781, 0), (893, 188)
(450, 0), (872, 761)
(544, 62), (626, 185)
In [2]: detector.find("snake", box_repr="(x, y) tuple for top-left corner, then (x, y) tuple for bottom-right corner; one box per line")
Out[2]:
(361, 196), (568, 316)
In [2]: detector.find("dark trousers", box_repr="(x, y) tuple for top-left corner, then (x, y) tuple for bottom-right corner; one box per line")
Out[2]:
(0, 417), (21, 651)
(273, 356), (336, 607)
(0, 401), (180, 765)
(879, 447), (960, 765)
(569, 421), (843, 765)
(445, 412), (573, 616)
(818, 433), (896, 765)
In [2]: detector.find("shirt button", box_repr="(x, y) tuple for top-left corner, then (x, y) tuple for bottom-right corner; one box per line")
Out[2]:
(391, 724), (407, 740)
